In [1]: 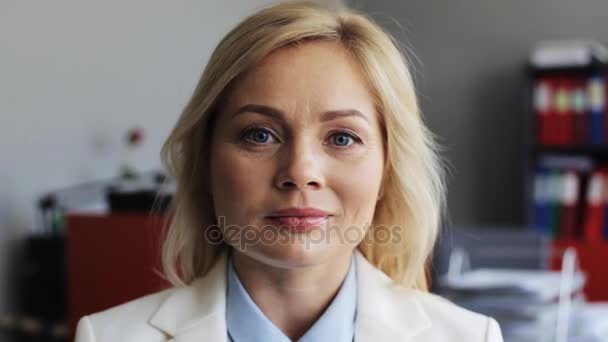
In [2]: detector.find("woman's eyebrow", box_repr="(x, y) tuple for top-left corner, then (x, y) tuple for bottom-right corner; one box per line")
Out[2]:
(232, 104), (283, 121)
(231, 104), (370, 124)
(322, 109), (370, 124)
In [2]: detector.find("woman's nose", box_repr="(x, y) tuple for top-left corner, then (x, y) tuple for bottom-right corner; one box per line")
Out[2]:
(273, 140), (324, 191)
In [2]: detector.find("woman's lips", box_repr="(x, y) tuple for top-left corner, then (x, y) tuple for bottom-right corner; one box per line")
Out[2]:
(265, 216), (330, 232)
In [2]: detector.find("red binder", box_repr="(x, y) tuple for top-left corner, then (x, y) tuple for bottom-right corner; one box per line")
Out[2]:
(583, 172), (605, 241)
(562, 77), (575, 144)
(560, 171), (580, 239)
(547, 76), (561, 145)
(605, 77), (608, 143)
(571, 76), (588, 144)
(554, 76), (571, 145)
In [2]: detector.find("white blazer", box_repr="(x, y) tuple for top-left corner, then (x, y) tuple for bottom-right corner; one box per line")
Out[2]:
(75, 249), (503, 342)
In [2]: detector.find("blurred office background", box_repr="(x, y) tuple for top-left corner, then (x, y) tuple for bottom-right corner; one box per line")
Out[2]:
(2, 0), (608, 341)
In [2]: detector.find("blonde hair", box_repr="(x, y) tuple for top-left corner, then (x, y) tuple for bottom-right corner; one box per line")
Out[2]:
(160, 0), (446, 291)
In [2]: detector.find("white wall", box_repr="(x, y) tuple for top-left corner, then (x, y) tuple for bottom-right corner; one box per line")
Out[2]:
(0, 0), (340, 315)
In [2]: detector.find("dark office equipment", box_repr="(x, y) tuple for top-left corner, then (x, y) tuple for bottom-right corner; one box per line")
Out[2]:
(11, 235), (69, 342)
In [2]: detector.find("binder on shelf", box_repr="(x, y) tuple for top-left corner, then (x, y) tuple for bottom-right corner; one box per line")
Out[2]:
(531, 156), (608, 241)
(548, 76), (561, 145)
(534, 170), (551, 236)
(602, 170), (608, 240)
(554, 77), (573, 145)
(533, 170), (565, 238)
(583, 171), (604, 242)
(560, 171), (579, 239)
(588, 75), (606, 145)
(534, 78), (552, 145)
(548, 171), (563, 238)
(532, 69), (608, 148)
(572, 76), (588, 145)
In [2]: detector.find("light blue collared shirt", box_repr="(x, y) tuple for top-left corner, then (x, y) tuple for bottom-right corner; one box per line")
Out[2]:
(226, 252), (357, 342)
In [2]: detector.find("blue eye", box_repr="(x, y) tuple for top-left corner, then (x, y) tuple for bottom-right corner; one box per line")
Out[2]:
(252, 130), (269, 143)
(242, 127), (276, 144)
(331, 132), (361, 147)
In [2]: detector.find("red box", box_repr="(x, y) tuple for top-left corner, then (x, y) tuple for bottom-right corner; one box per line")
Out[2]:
(65, 213), (170, 337)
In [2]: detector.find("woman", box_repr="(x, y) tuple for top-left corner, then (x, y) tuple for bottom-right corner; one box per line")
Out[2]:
(75, 1), (503, 341)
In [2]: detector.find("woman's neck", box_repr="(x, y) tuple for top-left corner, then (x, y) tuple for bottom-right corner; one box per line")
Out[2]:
(230, 249), (353, 341)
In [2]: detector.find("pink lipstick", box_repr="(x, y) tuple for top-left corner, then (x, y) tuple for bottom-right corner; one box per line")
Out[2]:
(265, 207), (331, 232)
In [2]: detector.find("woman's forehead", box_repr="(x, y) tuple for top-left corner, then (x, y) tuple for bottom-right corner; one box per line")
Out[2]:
(223, 40), (377, 122)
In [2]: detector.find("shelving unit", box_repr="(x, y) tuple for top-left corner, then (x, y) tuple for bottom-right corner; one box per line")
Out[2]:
(534, 145), (608, 158)
(526, 61), (608, 301)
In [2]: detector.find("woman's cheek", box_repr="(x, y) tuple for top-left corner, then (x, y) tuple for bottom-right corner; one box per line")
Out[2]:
(212, 145), (269, 216)
(335, 154), (383, 221)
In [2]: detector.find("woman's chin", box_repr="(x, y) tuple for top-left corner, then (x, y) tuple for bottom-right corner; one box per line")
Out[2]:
(236, 243), (335, 269)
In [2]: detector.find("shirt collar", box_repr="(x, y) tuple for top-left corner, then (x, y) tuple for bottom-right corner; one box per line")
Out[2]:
(226, 252), (357, 342)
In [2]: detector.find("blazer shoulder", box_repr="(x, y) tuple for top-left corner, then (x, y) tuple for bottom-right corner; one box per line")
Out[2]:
(413, 291), (503, 342)
(76, 287), (176, 342)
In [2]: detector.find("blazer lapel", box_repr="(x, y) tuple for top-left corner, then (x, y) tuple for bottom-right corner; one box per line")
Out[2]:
(148, 250), (229, 342)
(148, 249), (431, 342)
(353, 250), (432, 342)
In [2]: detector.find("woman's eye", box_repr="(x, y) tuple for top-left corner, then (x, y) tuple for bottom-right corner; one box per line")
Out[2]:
(330, 131), (362, 147)
(242, 127), (277, 144)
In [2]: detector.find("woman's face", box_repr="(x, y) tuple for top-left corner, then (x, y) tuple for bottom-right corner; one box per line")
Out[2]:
(209, 40), (385, 268)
